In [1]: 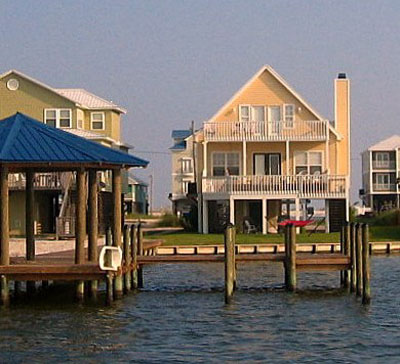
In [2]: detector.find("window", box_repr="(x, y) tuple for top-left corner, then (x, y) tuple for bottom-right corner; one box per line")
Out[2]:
(44, 109), (71, 128)
(91, 112), (105, 130)
(373, 173), (395, 191)
(77, 109), (84, 129)
(212, 153), (240, 176)
(375, 152), (390, 168)
(295, 151), (323, 175)
(181, 158), (193, 174)
(284, 104), (295, 128)
(182, 180), (191, 194)
(239, 105), (250, 122)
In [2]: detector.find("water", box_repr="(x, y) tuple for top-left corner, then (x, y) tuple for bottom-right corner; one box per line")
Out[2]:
(1, 257), (400, 363)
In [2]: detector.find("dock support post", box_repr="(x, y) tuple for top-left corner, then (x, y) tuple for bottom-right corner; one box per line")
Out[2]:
(344, 222), (351, 290)
(105, 227), (114, 305)
(340, 225), (344, 286)
(123, 225), (131, 293)
(26, 170), (37, 294)
(286, 224), (297, 292)
(362, 224), (371, 304)
(350, 223), (356, 293)
(355, 223), (363, 297)
(137, 223), (144, 288)
(131, 224), (138, 289)
(75, 168), (86, 302)
(112, 169), (123, 299)
(284, 224), (289, 287)
(14, 281), (22, 299)
(0, 166), (10, 306)
(88, 170), (98, 300)
(224, 224), (236, 304)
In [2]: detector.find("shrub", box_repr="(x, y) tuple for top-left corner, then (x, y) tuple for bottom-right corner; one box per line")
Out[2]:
(157, 213), (183, 227)
(372, 209), (400, 226)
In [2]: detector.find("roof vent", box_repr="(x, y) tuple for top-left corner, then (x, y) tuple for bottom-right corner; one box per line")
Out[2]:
(338, 73), (347, 79)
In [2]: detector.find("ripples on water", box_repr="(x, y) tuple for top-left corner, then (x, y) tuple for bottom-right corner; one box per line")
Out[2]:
(1, 257), (400, 363)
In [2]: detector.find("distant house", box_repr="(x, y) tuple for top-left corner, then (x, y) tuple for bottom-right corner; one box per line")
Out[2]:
(126, 175), (149, 214)
(361, 135), (400, 212)
(0, 69), (147, 235)
(169, 129), (195, 217)
(170, 66), (351, 233)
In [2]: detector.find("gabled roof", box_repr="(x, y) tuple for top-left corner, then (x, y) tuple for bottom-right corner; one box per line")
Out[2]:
(128, 174), (148, 186)
(368, 135), (400, 151)
(170, 140), (187, 151)
(171, 130), (191, 139)
(65, 128), (116, 143)
(0, 113), (148, 168)
(0, 70), (126, 113)
(207, 65), (341, 139)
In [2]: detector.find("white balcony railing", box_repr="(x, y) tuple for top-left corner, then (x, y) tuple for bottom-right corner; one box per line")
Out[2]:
(372, 160), (396, 169)
(8, 173), (62, 190)
(202, 175), (347, 198)
(373, 183), (397, 192)
(203, 120), (328, 142)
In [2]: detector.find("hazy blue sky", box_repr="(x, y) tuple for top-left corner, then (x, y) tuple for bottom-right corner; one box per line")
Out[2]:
(1, 0), (400, 207)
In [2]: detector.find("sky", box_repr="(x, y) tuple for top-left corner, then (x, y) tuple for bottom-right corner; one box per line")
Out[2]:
(1, 0), (400, 208)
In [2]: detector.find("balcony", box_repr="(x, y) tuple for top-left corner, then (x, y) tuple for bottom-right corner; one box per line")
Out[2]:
(372, 160), (396, 170)
(373, 183), (397, 192)
(8, 173), (63, 190)
(203, 120), (328, 142)
(202, 175), (347, 198)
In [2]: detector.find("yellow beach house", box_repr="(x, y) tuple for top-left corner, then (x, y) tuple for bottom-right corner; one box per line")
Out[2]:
(171, 66), (351, 233)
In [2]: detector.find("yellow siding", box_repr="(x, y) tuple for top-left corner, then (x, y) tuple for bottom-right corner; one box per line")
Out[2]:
(335, 79), (350, 176)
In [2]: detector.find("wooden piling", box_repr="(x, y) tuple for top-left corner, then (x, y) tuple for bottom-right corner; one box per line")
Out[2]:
(105, 227), (113, 304)
(340, 225), (344, 286)
(14, 281), (21, 299)
(26, 170), (35, 261)
(0, 275), (9, 307)
(224, 224), (235, 304)
(355, 223), (363, 297)
(130, 224), (138, 289)
(284, 225), (289, 287)
(343, 222), (351, 290)
(112, 169), (123, 299)
(123, 225), (131, 293)
(75, 169), (86, 302)
(350, 223), (357, 293)
(286, 224), (297, 292)
(137, 223), (144, 289)
(0, 166), (10, 306)
(362, 224), (371, 304)
(88, 169), (98, 300)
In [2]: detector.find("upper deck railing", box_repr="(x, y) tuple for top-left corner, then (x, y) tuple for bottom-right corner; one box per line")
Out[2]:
(203, 120), (328, 142)
(8, 173), (63, 190)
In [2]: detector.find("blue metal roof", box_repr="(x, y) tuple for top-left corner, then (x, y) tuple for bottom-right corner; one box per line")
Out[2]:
(0, 113), (148, 167)
(169, 141), (187, 150)
(171, 130), (191, 139)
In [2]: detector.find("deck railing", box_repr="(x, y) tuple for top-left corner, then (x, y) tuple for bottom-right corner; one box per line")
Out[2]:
(203, 120), (328, 142)
(371, 160), (396, 169)
(8, 172), (62, 190)
(202, 175), (347, 198)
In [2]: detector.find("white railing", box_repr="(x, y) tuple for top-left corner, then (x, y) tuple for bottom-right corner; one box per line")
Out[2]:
(8, 173), (62, 190)
(203, 120), (328, 141)
(202, 175), (347, 198)
(372, 160), (396, 169)
(373, 183), (396, 192)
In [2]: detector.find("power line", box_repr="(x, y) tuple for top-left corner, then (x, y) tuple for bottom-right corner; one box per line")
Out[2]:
(134, 150), (170, 155)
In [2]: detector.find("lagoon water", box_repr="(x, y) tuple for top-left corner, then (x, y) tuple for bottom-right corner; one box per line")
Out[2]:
(1, 256), (400, 363)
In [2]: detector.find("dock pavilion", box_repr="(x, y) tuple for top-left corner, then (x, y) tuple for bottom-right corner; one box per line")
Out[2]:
(0, 113), (148, 305)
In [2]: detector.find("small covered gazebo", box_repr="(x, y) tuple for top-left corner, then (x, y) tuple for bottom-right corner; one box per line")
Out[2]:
(0, 113), (148, 304)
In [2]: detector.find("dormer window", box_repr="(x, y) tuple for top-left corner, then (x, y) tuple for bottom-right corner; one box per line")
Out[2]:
(44, 109), (71, 128)
(91, 112), (105, 130)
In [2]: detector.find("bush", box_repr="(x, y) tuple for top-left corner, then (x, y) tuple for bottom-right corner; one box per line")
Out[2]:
(371, 209), (400, 226)
(157, 213), (183, 227)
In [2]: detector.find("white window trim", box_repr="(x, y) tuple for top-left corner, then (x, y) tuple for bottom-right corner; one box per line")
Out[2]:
(77, 109), (84, 130)
(239, 105), (251, 122)
(44, 108), (72, 129)
(283, 104), (295, 129)
(294, 151), (324, 175)
(91, 112), (105, 131)
(181, 158), (193, 174)
(211, 151), (241, 176)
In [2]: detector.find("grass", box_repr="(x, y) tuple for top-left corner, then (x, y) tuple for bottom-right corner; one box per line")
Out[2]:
(147, 226), (400, 246)
(125, 213), (159, 220)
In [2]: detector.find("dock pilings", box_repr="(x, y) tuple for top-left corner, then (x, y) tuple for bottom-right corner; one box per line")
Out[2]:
(224, 223), (236, 304)
(284, 224), (297, 292)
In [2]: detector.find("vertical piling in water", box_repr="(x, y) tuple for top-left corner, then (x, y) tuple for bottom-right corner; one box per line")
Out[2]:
(362, 224), (371, 304)
(350, 223), (356, 293)
(105, 227), (114, 305)
(287, 224), (297, 292)
(356, 223), (363, 297)
(123, 225), (131, 293)
(0, 275), (9, 307)
(137, 223), (144, 289)
(224, 224), (235, 304)
(344, 222), (351, 290)
(340, 225), (345, 286)
(14, 281), (21, 299)
(284, 225), (289, 287)
(131, 224), (138, 290)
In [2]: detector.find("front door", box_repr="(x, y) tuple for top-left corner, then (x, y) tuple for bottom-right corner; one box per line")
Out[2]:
(254, 153), (281, 175)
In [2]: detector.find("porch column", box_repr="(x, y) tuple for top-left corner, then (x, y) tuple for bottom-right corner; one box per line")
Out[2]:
(112, 168), (123, 298)
(295, 197), (301, 233)
(229, 197), (235, 225)
(286, 141), (290, 175)
(243, 141), (247, 176)
(202, 199), (208, 234)
(88, 170), (98, 299)
(0, 166), (10, 306)
(75, 168), (86, 301)
(203, 141), (208, 177)
(26, 170), (35, 261)
(262, 199), (267, 234)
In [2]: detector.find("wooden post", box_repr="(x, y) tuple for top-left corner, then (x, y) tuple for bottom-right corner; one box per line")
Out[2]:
(112, 169), (123, 299)
(75, 169), (86, 302)
(287, 224), (297, 292)
(362, 224), (371, 304)
(340, 225), (344, 286)
(131, 224), (138, 289)
(14, 281), (21, 299)
(355, 223), (363, 297)
(344, 222), (351, 290)
(350, 223), (356, 293)
(137, 222), (144, 288)
(123, 224), (131, 293)
(0, 166), (10, 306)
(105, 227), (113, 305)
(224, 224), (235, 304)
(88, 170), (98, 300)
(26, 170), (35, 261)
(284, 224), (289, 287)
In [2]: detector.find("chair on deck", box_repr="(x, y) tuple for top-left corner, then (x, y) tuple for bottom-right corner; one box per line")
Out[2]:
(243, 219), (257, 234)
